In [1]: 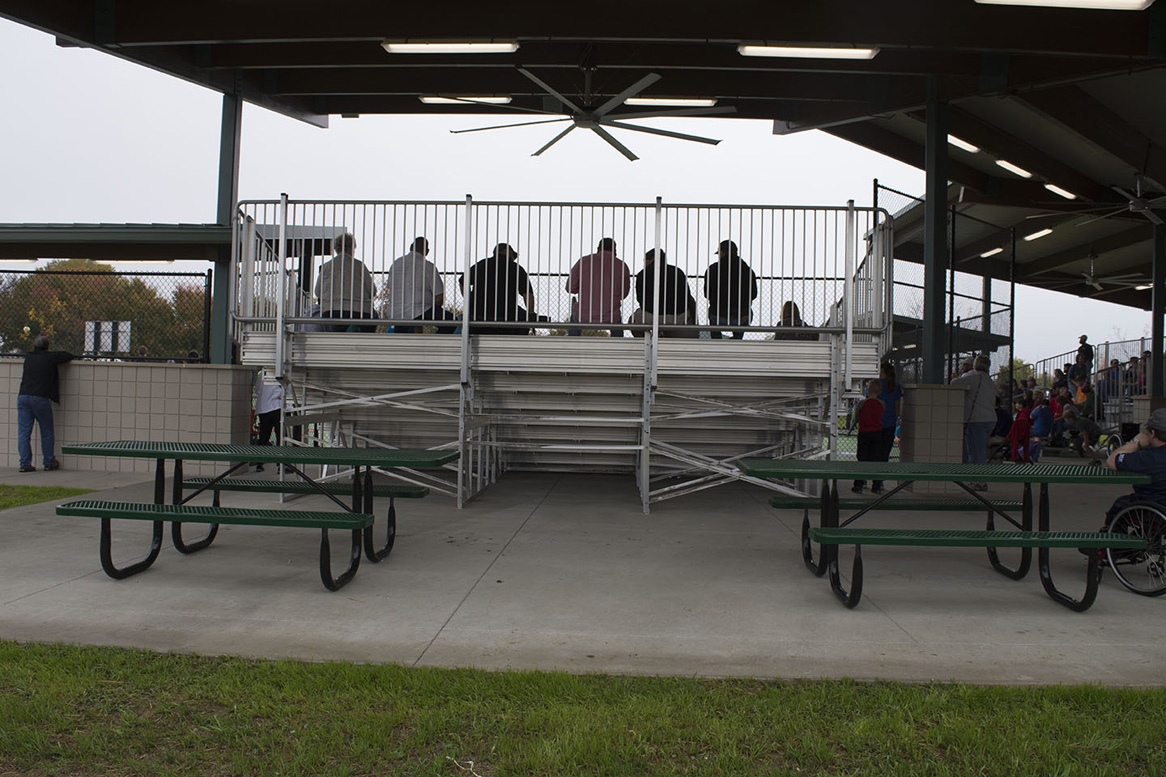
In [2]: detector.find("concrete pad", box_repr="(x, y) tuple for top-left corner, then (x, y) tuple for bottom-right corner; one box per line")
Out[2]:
(0, 467), (1163, 686)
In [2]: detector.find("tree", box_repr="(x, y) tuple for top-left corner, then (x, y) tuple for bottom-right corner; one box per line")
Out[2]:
(0, 259), (207, 358)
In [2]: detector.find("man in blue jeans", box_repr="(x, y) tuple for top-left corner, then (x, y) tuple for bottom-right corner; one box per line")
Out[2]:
(17, 335), (74, 472)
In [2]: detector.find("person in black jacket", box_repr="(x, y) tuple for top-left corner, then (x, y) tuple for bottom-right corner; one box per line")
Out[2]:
(459, 243), (539, 335)
(630, 249), (698, 338)
(16, 335), (74, 472)
(703, 240), (759, 339)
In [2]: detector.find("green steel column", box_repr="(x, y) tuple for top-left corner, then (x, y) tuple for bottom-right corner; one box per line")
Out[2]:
(1152, 221), (1165, 398)
(922, 77), (949, 384)
(210, 91), (243, 364)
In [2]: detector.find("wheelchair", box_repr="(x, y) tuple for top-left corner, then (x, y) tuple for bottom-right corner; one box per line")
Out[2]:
(1103, 501), (1166, 596)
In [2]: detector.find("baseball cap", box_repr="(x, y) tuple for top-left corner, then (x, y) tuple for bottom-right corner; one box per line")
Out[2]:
(1146, 408), (1166, 432)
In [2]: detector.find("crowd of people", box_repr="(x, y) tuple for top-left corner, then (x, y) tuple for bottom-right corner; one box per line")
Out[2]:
(965, 334), (1157, 467)
(308, 233), (810, 338)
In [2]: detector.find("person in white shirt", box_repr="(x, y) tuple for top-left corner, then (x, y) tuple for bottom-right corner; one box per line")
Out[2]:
(253, 371), (283, 472)
(315, 232), (377, 332)
(383, 237), (457, 333)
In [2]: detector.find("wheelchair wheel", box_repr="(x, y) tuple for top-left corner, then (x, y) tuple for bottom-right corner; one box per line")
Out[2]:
(1105, 502), (1166, 597)
(1103, 433), (1122, 455)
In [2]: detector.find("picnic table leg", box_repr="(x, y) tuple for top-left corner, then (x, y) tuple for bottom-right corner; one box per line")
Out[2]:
(801, 481), (831, 577)
(99, 516), (164, 579)
(319, 527), (363, 591)
(96, 457), (168, 578)
(1036, 483), (1101, 611)
(818, 478), (863, 605)
(827, 542), (864, 608)
(986, 482), (1033, 580)
(170, 458), (219, 554)
(361, 466), (396, 563)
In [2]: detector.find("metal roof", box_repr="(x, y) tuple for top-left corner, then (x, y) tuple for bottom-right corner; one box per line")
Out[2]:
(0, 223), (231, 261)
(2, 1), (1164, 305)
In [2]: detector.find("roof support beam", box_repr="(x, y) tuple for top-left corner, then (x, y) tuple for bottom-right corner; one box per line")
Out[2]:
(99, 0), (1158, 57)
(1014, 85), (1166, 192)
(922, 78), (950, 385)
(926, 107), (1115, 204)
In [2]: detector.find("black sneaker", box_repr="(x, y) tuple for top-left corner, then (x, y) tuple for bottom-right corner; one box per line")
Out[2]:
(19, 464), (35, 473)
(44, 460), (60, 471)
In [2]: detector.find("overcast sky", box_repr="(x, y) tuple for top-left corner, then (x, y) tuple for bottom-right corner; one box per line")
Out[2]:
(0, 18), (1150, 364)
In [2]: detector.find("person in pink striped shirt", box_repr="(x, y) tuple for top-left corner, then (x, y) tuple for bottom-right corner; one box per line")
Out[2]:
(566, 237), (632, 338)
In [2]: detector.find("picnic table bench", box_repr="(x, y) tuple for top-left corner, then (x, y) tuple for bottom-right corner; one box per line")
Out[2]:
(741, 458), (1149, 611)
(182, 477), (430, 561)
(58, 441), (458, 590)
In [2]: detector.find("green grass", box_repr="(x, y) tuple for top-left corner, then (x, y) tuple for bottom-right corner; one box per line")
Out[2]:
(0, 484), (91, 511)
(0, 641), (1162, 776)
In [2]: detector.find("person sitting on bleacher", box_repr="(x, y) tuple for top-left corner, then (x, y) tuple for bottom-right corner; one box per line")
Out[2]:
(1061, 405), (1103, 459)
(1006, 397), (1032, 463)
(1028, 396), (1052, 462)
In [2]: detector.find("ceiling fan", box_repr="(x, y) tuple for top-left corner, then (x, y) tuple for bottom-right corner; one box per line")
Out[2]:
(1049, 253), (1149, 293)
(447, 67), (736, 161)
(1024, 175), (1166, 226)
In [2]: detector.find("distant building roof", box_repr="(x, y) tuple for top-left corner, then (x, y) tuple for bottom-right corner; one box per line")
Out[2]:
(0, 223), (231, 262)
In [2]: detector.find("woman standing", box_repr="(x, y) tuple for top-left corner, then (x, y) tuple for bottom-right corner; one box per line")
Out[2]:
(954, 355), (997, 477)
(875, 363), (903, 491)
(855, 361), (903, 494)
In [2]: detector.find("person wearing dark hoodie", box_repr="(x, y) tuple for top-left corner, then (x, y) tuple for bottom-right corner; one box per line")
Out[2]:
(16, 335), (75, 472)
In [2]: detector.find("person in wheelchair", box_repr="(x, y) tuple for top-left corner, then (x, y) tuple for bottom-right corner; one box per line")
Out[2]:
(1104, 408), (1166, 521)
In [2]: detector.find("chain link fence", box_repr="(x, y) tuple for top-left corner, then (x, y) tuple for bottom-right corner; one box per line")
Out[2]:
(0, 265), (211, 361)
(874, 183), (1014, 386)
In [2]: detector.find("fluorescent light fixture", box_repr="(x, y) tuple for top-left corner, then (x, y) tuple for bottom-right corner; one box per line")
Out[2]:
(1024, 228), (1053, 241)
(624, 97), (718, 107)
(975, 0), (1153, 9)
(1136, 284), (1153, 290)
(947, 134), (980, 153)
(418, 95), (513, 105)
(1043, 183), (1078, 200)
(738, 44), (879, 60)
(980, 247), (1005, 257)
(382, 41), (519, 54)
(995, 159), (1033, 178)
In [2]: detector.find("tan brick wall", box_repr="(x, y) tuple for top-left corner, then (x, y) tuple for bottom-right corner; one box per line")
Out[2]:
(2, 360), (254, 476)
(900, 383), (966, 495)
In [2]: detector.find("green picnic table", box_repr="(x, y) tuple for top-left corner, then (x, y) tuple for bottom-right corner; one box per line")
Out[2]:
(737, 458), (1149, 610)
(58, 441), (458, 590)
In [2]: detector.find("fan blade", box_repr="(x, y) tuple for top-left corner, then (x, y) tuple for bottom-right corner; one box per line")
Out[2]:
(1090, 281), (1105, 291)
(517, 67), (584, 114)
(594, 73), (662, 117)
(589, 124), (639, 161)
(1024, 206), (1113, 219)
(1146, 209), (1165, 225)
(607, 106), (737, 120)
(451, 117), (571, 135)
(532, 124), (576, 157)
(1074, 208), (1126, 227)
(600, 119), (721, 146)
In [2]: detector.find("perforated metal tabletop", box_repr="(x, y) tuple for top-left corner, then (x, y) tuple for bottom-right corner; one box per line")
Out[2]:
(738, 458), (1149, 486)
(63, 441), (458, 468)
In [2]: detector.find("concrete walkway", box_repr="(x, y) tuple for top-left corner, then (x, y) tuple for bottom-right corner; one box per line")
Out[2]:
(1, 466), (1162, 686)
